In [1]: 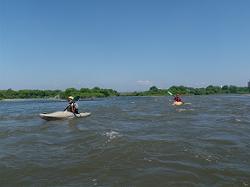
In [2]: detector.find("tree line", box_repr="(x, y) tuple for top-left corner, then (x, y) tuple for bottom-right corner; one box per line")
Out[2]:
(0, 87), (119, 100)
(123, 85), (250, 96)
(0, 85), (249, 100)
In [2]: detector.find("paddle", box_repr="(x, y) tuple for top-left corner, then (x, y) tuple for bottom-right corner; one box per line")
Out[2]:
(167, 90), (176, 102)
(167, 91), (173, 96)
(64, 96), (80, 111)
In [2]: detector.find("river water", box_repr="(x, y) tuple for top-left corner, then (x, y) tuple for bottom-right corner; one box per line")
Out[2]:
(0, 95), (250, 186)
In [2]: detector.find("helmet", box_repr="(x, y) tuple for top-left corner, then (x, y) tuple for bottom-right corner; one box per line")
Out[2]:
(68, 96), (74, 100)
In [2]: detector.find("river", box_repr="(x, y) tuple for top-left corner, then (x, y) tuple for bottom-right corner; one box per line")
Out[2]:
(0, 95), (250, 186)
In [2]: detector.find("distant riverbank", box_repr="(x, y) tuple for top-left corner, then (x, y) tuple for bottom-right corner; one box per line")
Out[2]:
(0, 97), (100, 102)
(0, 85), (249, 100)
(122, 85), (250, 96)
(0, 87), (119, 100)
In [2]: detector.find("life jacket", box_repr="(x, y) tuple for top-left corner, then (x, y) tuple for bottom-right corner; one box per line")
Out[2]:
(67, 102), (79, 113)
(174, 96), (182, 102)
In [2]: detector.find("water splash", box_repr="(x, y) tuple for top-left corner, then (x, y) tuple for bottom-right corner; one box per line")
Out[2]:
(104, 130), (121, 143)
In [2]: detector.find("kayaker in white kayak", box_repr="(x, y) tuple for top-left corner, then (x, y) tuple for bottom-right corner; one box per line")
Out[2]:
(65, 96), (79, 114)
(40, 95), (91, 120)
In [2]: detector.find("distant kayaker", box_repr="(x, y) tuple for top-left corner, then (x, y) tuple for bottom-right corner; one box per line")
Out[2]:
(172, 94), (184, 106)
(66, 96), (79, 114)
(174, 94), (183, 102)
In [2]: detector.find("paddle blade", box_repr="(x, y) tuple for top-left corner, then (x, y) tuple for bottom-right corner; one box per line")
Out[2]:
(167, 91), (173, 96)
(74, 96), (80, 101)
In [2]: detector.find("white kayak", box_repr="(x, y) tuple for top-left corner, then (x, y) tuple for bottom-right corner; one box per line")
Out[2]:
(39, 111), (91, 121)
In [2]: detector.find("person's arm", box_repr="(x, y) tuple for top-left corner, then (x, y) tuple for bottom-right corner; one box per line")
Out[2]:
(72, 104), (75, 113)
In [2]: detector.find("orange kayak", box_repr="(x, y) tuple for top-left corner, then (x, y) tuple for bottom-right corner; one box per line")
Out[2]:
(172, 101), (184, 106)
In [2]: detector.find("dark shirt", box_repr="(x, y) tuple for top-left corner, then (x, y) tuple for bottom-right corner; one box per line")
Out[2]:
(174, 96), (182, 102)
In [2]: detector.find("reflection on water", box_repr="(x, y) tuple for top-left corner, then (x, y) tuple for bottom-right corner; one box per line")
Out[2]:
(0, 95), (250, 186)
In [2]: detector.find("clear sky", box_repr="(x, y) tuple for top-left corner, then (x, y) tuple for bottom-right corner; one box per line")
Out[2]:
(1, 0), (250, 91)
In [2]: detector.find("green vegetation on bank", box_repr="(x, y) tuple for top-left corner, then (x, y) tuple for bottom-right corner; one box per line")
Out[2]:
(60, 87), (119, 99)
(0, 85), (249, 100)
(0, 87), (119, 100)
(123, 85), (250, 96)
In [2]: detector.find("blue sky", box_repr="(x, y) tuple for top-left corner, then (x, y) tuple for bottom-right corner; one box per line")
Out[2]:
(1, 0), (250, 91)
